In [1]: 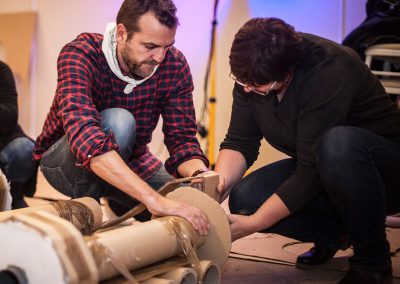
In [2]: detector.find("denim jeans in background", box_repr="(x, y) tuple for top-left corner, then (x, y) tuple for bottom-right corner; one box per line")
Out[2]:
(0, 137), (36, 183)
(40, 108), (174, 217)
(229, 126), (400, 271)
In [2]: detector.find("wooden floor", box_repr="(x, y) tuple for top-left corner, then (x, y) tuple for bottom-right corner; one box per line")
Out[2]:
(221, 258), (345, 284)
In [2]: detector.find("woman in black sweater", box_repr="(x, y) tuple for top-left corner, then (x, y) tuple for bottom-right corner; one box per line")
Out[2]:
(215, 18), (400, 283)
(0, 61), (37, 208)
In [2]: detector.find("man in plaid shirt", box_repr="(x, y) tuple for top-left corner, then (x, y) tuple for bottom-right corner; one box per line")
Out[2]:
(34, 0), (211, 235)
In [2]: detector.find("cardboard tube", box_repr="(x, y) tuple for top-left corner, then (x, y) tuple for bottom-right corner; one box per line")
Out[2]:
(160, 267), (197, 284)
(92, 216), (205, 280)
(143, 277), (178, 284)
(0, 197), (103, 231)
(200, 260), (220, 284)
(94, 186), (230, 281)
(91, 187), (230, 280)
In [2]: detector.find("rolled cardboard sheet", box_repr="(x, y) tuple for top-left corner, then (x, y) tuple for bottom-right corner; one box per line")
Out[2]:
(167, 187), (231, 269)
(0, 169), (11, 211)
(200, 260), (220, 284)
(0, 197), (103, 232)
(0, 211), (98, 284)
(160, 267), (197, 284)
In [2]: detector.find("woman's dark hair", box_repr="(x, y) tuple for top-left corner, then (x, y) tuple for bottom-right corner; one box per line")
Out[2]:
(117, 0), (179, 39)
(230, 18), (303, 85)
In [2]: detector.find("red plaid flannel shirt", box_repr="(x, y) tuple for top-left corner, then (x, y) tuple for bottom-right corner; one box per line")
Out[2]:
(34, 33), (208, 180)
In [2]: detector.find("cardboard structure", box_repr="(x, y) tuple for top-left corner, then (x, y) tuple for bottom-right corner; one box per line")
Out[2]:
(0, 187), (231, 284)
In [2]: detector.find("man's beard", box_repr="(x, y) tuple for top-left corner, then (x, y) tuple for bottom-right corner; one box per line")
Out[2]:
(122, 50), (158, 79)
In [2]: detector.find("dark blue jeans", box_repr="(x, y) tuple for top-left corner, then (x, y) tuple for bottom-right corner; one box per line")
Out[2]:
(229, 126), (400, 271)
(40, 108), (173, 215)
(0, 137), (36, 184)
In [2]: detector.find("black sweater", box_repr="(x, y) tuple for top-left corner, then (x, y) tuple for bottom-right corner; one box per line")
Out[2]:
(0, 61), (24, 150)
(220, 33), (400, 213)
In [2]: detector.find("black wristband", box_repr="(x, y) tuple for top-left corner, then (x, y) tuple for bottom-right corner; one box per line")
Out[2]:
(191, 168), (209, 177)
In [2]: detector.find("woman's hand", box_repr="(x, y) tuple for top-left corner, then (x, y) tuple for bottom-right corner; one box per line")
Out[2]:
(227, 213), (259, 241)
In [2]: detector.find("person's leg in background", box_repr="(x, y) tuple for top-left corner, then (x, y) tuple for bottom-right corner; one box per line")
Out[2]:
(229, 158), (344, 265)
(317, 126), (400, 283)
(0, 137), (38, 209)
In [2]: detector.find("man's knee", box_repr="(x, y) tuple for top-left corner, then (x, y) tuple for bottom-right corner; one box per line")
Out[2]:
(100, 108), (136, 138)
(100, 108), (136, 156)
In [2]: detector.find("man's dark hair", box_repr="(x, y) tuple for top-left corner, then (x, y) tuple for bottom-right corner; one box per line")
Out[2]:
(117, 0), (179, 39)
(230, 18), (303, 85)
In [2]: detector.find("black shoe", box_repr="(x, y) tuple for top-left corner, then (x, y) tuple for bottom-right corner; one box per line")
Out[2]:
(11, 198), (28, 209)
(338, 268), (393, 284)
(295, 244), (339, 269)
(10, 182), (30, 209)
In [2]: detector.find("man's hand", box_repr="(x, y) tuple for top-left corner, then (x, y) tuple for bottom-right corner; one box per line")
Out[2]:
(227, 214), (258, 241)
(148, 195), (210, 236)
(90, 152), (210, 235)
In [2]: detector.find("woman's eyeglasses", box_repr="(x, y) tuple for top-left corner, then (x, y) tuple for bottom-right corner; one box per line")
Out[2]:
(229, 73), (277, 96)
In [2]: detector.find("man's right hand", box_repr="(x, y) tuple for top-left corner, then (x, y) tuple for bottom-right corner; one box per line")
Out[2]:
(90, 151), (210, 235)
(147, 195), (210, 236)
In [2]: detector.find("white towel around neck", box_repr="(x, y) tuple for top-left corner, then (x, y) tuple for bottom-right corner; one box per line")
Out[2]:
(102, 22), (158, 94)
